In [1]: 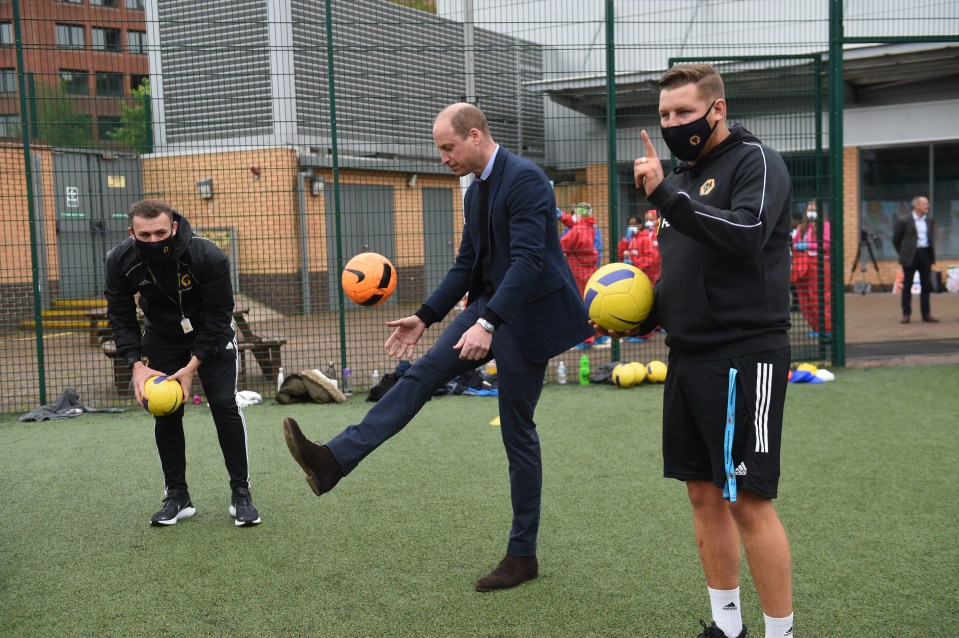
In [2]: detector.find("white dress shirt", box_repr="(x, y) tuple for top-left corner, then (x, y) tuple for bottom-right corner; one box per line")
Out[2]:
(913, 211), (929, 248)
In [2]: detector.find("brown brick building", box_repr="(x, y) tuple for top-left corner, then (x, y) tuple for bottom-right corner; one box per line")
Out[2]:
(0, 0), (148, 144)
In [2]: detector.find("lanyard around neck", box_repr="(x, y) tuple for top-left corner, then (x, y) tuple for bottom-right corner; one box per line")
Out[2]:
(146, 260), (185, 318)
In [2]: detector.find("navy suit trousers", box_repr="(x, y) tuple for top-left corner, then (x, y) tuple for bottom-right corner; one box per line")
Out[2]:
(326, 298), (547, 556)
(901, 247), (934, 318)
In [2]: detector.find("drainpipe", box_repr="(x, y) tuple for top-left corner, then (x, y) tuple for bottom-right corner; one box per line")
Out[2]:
(297, 171), (312, 315)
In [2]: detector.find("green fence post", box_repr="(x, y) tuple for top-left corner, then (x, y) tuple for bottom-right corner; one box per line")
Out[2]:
(27, 71), (39, 139)
(830, 0), (846, 366)
(325, 0), (348, 375)
(606, 0), (621, 363)
(814, 55), (828, 362)
(12, 0), (47, 406)
(143, 91), (154, 154)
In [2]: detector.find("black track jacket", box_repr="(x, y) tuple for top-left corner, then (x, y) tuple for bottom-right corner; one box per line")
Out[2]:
(104, 213), (235, 368)
(642, 124), (793, 360)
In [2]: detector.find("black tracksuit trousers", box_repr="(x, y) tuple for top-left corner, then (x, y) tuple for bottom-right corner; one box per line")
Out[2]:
(142, 328), (250, 495)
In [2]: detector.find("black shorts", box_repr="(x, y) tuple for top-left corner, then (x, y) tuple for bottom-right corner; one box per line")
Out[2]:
(662, 346), (790, 499)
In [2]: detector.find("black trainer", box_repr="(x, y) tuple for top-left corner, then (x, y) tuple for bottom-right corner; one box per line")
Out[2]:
(150, 492), (196, 526)
(229, 486), (261, 526)
(697, 620), (749, 638)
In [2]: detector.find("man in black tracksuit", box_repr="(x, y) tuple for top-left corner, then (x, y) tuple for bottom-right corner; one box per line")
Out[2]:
(105, 199), (260, 527)
(622, 65), (795, 638)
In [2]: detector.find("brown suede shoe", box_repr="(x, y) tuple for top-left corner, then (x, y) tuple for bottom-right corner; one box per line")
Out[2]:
(474, 555), (538, 592)
(282, 417), (344, 496)
(922, 315), (939, 323)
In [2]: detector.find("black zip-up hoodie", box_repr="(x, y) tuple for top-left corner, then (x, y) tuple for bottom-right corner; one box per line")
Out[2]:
(104, 213), (235, 368)
(642, 124), (793, 360)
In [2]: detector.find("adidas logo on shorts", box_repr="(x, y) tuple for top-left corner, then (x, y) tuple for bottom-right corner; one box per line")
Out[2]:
(734, 462), (748, 476)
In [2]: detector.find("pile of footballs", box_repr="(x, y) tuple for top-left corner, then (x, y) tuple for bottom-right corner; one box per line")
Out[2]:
(788, 362), (835, 384)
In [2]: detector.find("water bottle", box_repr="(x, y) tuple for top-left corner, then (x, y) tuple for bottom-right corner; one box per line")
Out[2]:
(579, 354), (590, 385)
(342, 367), (352, 396)
(371, 368), (380, 388)
(276, 366), (285, 393)
(557, 361), (567, 385)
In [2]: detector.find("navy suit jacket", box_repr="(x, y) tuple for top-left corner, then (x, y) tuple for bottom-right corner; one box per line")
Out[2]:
(893, 213), (936, 268)
(423, 148), (592, 362)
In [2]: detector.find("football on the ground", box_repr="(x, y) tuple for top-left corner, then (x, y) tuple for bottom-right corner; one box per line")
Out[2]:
(628, 361), (647, 385)
(646, 360), (667, 383)
(342, 252), (397, 306)
(142, 375), (183, 416)
(583, 263), (653, 333)
(611, 363), (635, 388)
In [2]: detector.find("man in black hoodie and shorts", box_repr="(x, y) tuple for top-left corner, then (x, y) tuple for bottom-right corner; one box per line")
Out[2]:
(599, 64), (795, 638)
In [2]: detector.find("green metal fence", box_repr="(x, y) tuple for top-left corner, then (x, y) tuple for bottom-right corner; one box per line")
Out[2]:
(1, 0), (957, 412)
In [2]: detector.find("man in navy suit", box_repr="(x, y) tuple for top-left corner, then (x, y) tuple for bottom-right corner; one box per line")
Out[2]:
(282, 103), (592, 591)
(893, 195), (938, 323)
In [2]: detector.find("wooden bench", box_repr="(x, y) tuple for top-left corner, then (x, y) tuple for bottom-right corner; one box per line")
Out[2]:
(102, 340), (134, 394)
(233, 310), (287, 381)
(101, 308), (287, 392)
(85, 307), (113, 346)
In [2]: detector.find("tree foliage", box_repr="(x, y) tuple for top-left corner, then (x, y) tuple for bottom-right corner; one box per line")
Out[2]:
(107, 78), (152, 152)
(33, 81), (94, 148)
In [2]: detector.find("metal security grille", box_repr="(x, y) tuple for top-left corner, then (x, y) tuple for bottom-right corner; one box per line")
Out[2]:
(154, 0), (274, 142)
(1, 0), (957, 412)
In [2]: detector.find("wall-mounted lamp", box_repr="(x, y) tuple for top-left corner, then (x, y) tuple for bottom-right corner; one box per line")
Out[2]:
(407, 173), (418, 188)
(310, 176), (324, 196)
(196, 178), (213, 199)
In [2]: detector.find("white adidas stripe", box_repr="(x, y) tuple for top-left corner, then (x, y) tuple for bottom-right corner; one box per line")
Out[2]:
(754, 362), (772, 453)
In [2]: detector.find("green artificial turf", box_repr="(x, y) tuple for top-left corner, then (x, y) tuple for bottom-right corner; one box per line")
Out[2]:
(1, 364), (957, 637)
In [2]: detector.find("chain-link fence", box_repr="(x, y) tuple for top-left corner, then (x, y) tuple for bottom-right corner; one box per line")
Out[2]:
(1, 0), (957, 412)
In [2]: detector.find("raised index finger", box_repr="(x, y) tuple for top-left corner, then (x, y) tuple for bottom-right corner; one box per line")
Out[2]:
(641, 130), (659, 161)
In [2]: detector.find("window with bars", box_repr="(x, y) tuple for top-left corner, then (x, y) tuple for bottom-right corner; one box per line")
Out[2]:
(127, 30), (147, 54)
(1, 68), (16, 94)
(95, 72), (125, 96)
(91, 0), (120, 7)
(92, 27), (121, 52)
(125, 0), (145, 9)
(60, 69), (90, 95)
(0, 114), (19, 138)
(56, 24), (86, 49)
(0, 23), (11, 46)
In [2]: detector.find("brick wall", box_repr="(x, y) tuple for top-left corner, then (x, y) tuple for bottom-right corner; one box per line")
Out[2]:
(0, 143), (59, 330)
(141, 147), (460, 311)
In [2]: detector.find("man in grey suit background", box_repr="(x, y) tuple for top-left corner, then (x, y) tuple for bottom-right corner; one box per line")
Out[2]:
(282, 102), (592, 591)
(893, 195), (938, 323)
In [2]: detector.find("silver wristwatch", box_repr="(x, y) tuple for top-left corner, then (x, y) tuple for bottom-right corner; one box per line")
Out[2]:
(476, 318), (495, 334)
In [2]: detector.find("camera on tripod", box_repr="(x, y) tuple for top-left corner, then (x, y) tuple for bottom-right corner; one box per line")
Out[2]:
(850, 229), (884, 293)
(860, 230), (882, 251)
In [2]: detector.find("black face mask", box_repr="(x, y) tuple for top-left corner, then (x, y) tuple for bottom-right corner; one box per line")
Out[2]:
(136, 235), (176, 265)
(661, 100), (718, 162)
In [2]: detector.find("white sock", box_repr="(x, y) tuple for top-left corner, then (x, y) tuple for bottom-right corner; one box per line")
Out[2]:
(708, 586), (743, 637)
(764, 612), (794, 638)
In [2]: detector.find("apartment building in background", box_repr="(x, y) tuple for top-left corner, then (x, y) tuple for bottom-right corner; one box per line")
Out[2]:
(0, 0), (148, 144)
